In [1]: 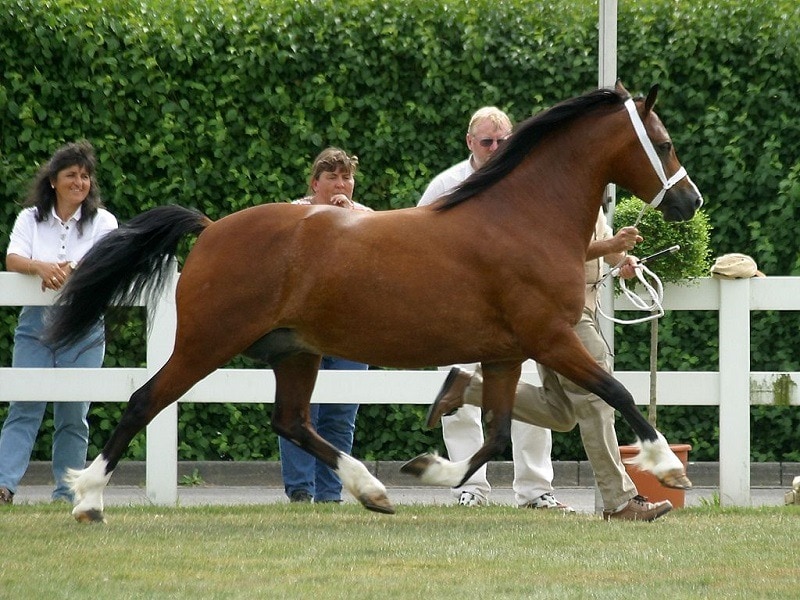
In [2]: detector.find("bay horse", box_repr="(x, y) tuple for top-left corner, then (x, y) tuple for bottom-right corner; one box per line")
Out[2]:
(47, 81), (702, 522)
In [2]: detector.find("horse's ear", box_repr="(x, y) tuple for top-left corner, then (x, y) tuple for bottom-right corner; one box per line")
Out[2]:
(644, 85), (660, 114)
(614, 79), (630, 98)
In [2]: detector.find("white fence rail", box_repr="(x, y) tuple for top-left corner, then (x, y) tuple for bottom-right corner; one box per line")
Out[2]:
(2, 271), (799, 506)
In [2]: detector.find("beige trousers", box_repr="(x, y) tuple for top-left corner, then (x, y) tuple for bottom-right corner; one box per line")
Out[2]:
(463, 309), (636, 510)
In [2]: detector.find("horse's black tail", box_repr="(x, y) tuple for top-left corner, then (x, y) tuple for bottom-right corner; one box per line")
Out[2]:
(44, 205), (212, 348)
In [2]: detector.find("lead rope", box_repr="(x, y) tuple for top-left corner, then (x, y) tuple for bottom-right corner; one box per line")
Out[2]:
(595, 260), (665, 325)
(594, 204), (665, 325)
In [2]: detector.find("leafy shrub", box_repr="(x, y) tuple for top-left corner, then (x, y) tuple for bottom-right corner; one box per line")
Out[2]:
(613, 196), (713, 286)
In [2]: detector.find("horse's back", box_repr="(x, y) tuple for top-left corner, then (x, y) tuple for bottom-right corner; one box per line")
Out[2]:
(176, 201), (586, 368)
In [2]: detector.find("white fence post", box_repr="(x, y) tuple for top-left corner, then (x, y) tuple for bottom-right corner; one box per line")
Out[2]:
(145, 263), (179, 505)
(718, 278), (751, 506)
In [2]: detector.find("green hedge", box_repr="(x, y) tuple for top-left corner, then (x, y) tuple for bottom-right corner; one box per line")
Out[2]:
(1, 0), (798, 462)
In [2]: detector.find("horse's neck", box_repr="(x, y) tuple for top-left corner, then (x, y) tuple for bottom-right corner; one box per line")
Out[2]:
(484, 159), (602, 256)
(509, 111), (629, 245)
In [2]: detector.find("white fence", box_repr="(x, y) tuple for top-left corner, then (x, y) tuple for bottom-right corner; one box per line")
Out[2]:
(2, 271), (799, 507)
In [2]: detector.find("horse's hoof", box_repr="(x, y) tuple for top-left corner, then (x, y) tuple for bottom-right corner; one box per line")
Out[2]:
(400, 454), (435, 478)
(659, 468), (692, 490)
(73, 508), (106, 524)
(358, 492), (396, 515)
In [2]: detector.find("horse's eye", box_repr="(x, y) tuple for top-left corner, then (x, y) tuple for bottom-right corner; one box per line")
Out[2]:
(658, 141), (673, 154)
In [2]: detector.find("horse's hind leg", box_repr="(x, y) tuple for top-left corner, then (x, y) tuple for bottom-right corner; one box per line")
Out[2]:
(70, 362), (207, 523)
(593, 376), (691, 489)
(271, 353), (395, 514)
(402, 361), (518, 488)
(68, 378), (157, 522)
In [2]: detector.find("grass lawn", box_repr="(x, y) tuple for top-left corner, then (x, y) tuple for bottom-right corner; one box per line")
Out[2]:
(0, 503), (798, 599)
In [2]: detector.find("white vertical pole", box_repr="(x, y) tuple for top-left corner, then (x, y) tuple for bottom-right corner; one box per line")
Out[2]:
(598, 0), (618, 349)
(598, 0), (618, 89)
(596, 0), (618, 514)
(145, 263), (179, 505)
(718, 278), (751, 506)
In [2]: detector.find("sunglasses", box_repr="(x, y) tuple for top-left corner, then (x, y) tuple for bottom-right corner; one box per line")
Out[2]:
(474, 136), (509, 148)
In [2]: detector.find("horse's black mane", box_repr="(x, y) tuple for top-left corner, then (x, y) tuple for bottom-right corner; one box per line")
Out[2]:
(437, 88), (627, 209)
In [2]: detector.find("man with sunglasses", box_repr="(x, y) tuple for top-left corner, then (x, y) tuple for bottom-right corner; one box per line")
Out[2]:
(418, 106), (512, 206)
(417, 107), (573, 512)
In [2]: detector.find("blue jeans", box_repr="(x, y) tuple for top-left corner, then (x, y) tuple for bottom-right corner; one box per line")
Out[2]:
(0, 306), (104, 501)
(278, 356), (366, 502)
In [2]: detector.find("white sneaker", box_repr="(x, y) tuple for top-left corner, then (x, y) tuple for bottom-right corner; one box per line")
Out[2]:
(457, 491), (485, 507)
(520, 492), (576, 513)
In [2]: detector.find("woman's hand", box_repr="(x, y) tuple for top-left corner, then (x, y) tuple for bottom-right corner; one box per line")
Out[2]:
(329, 194), (355, 209)
(37, 261), (72, 291)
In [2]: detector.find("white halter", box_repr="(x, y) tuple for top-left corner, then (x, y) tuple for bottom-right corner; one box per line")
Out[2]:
(595, 100), (704, 326)
(623, 98), (701, 209)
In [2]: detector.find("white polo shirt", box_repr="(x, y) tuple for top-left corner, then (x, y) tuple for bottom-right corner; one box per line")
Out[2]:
(6, 205), (118, 264)
(417, 157), (475, 207)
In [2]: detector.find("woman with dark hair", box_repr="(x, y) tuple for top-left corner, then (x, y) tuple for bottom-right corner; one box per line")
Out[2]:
(0, 140), (117, 504)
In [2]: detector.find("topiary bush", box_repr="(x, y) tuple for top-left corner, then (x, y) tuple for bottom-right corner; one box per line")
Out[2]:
(613, 195), (712, 428)
(613, 196), (713, 286)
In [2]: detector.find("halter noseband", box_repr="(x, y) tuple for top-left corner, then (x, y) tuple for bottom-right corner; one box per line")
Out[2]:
(623, 98), (700, 209)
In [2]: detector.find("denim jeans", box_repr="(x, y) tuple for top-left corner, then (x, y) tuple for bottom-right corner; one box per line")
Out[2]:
(0, 306), (104, 501)
(278, 356), (366, 502)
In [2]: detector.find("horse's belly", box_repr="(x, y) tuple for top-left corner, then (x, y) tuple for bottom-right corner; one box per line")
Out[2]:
(293, 315), (524, 369)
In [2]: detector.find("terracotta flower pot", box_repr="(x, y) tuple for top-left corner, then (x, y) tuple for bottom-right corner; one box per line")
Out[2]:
(618, 443), (692, 508)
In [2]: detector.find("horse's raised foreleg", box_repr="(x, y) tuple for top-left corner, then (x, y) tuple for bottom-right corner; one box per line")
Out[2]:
(591, 375), (690, 489)
(271, 353), (395, 514)
(540, 332), (692, 490)
(401, 361), (518, 488)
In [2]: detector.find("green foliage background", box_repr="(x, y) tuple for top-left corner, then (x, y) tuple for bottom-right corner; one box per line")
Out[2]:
(0, 0), (798, 463)
(614, 196), (713, 286)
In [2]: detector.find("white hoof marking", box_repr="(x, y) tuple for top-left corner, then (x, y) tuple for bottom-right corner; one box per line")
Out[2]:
(336, 454), (387, 501)
(68, 456), (112, 520)
(624, 432), (684, 478)
(415, 454), (470, 487)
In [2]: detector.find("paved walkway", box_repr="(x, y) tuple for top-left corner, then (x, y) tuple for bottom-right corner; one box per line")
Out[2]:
(10, 484), (789, 514)
(11, 460), (797, 512)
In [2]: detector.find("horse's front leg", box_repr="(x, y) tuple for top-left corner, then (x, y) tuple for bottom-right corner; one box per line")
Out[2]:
(401, 361), (519, 487)
(271, 354), (395, 514)
(596, 375), (692, 489)
(540, 329), (692, 490)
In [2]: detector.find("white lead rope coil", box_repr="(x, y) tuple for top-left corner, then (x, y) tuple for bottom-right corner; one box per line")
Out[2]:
(596, 260), (665, 325)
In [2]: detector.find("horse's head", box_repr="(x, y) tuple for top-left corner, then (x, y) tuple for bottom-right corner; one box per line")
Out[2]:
(615, 81), (703, 222)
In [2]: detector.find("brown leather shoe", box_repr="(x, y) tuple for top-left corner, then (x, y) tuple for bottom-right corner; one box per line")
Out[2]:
(603, 495), (672, 522)
(0, 487), (13, 505)
(424, 367), (472, 428)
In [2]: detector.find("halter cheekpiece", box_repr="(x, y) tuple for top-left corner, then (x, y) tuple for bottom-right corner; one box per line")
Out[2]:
(623, 98), (691, 209)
